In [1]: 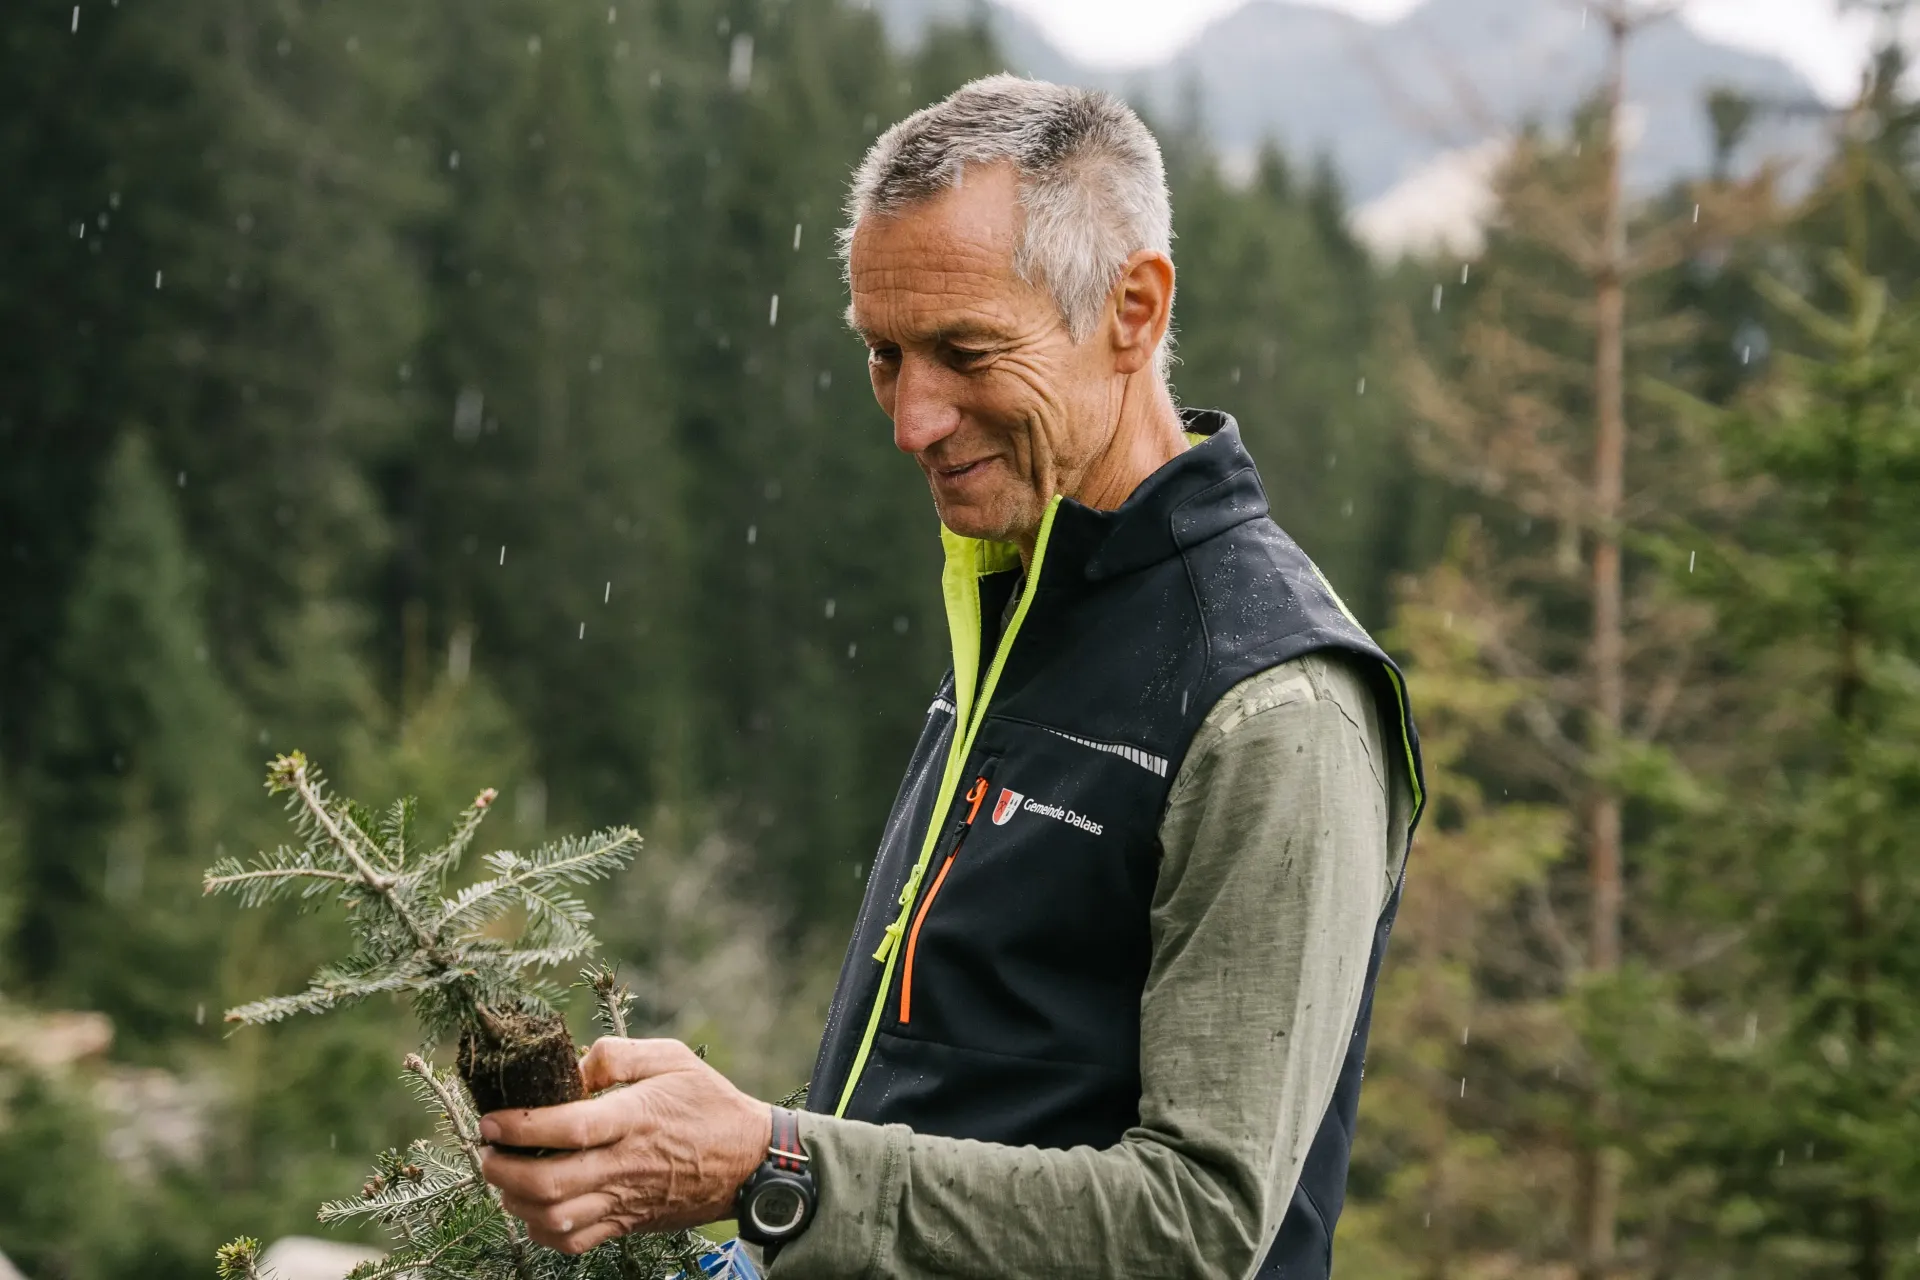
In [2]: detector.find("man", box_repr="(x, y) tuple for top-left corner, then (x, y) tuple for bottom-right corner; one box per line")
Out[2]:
(480, 77), (1425, 1279)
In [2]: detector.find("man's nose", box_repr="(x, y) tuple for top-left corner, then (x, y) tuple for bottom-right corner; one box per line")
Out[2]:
(890, 355), (963, 456)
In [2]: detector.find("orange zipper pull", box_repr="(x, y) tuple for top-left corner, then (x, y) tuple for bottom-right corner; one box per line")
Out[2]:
(900, 774), (991, 1024)
(963, 776), (989, 824)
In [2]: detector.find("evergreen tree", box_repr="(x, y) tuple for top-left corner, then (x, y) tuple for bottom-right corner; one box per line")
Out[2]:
(1385, 9), (1776, 1270)
(1166, 140), (1412, 625)
(1340, 529), (1578, 1278)
(208, 751), (730, 1279)
(1610, 66), (1920, 1275)
(22, 431), (248, 1049)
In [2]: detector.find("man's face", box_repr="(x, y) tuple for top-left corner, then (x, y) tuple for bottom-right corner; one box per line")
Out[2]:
(849, 164), (1123, 546)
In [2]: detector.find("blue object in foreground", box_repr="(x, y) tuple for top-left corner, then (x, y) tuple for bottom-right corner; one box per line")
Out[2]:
(674, 1239), (761, 1280)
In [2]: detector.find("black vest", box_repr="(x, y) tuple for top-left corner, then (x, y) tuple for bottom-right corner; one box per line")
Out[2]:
(809, 411), (1426, 1277)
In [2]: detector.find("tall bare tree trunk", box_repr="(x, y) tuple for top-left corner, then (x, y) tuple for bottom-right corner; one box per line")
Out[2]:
(1578, 8), (1632, 1277)
(1836, 108), (1885, 1280)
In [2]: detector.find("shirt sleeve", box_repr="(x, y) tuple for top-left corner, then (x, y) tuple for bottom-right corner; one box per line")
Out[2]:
(765, 654), (1400, 1280)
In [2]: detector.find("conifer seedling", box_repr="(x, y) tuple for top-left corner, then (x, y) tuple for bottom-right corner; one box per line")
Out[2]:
(207, 751), (729, 1279)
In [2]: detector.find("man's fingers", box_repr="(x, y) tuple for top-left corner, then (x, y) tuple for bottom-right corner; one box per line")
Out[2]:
(481, 1141), (625, 1206)
(499, 1187), (620, 1239)
(479, 1084), (651, 1151)
(578, 1036), (701, 1093)
(536, 1216), (627, 1256)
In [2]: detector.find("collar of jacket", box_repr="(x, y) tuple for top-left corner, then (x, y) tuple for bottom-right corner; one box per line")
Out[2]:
(937, 407), (1267, 586)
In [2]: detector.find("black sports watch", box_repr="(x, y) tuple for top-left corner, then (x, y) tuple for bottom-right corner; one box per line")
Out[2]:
(735, 1106), (817, 1251)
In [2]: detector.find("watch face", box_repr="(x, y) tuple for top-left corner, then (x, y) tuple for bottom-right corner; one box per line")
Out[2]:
(749, 1180), (808, 1235)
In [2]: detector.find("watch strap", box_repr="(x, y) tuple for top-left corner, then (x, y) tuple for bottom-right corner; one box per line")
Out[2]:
(768, 1105), (809, 1173)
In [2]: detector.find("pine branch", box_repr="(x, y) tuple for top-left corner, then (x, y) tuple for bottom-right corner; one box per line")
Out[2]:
(271, 752), (438, 950)
(213, 756), (712, 1280)
(405, 1053), (535, 1280)
(214, 1238), (274, 1280)
(584, 965), (633, 1038)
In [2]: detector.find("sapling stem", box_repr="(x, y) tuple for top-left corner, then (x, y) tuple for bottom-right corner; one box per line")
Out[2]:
(404, 1054), (535, 1280)
(288, 760), (439, 951)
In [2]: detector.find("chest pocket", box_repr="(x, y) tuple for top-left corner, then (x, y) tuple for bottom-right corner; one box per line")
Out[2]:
(878, 716), (1169, 1068)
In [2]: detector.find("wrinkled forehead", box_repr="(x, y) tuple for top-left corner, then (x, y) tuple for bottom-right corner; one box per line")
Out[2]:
(845, 164), (1052, 343)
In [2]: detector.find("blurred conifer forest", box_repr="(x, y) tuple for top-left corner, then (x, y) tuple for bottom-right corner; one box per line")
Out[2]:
(2, 0), (1918, 1276)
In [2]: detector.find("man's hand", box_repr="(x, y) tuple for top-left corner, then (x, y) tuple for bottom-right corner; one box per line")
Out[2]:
(477, 1037), (773, 1254)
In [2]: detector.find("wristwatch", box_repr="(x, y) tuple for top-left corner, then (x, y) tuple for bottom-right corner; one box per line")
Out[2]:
(735, 1105), (817, 1251)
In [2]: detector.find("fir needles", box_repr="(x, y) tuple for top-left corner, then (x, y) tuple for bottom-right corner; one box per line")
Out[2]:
(207, 753), (730, 1280)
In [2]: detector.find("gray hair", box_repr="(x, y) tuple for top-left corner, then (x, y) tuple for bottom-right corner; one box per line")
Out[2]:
(840, 75), (1175, 379)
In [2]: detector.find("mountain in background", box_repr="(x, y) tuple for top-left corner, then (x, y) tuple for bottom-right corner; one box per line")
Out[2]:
(863, 0), (1828, 253)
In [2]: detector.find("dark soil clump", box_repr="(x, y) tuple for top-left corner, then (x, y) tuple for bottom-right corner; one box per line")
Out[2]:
(459, 1007), (585, 1153)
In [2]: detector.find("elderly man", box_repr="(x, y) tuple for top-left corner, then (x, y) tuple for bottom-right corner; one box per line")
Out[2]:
(480, 77), (1425, 1279)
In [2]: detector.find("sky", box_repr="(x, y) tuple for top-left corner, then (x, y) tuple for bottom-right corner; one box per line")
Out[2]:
(994, 0), (1899, 104)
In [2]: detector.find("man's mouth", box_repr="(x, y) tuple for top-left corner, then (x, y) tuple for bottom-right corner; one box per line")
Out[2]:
(933, 457), (993, 482)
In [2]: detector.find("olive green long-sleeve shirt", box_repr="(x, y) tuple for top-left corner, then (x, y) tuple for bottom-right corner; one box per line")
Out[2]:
(766, 652), (1413, 1280)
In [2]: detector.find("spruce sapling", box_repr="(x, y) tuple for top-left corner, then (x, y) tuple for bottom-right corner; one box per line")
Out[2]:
(206, 751), (732, 1279)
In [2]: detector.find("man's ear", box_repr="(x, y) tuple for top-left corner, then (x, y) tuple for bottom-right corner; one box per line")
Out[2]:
(1109, 249), (1175, 377)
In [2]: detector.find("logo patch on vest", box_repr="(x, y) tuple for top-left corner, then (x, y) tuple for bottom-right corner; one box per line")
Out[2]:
(989, 787), (1103, 835)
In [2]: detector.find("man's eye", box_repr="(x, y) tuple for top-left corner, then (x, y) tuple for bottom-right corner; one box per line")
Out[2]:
(868, 346), (901, 366)
(948, 347), (990, 367)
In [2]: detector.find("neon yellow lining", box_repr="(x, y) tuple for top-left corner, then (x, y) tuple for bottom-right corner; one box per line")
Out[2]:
(1309, 563), (1426, 819)
(833, 497), (1064, 1118)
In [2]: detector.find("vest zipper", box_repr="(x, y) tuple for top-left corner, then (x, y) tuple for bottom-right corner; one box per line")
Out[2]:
(833, 497), (1063, 1118)
(899, 774), (990, 1025)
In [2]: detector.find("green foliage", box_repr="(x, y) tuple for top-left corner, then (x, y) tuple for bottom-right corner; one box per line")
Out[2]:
(212, 758), (717, 1279)
(210, 752), (635, 1042)
(0, 1070), (133, 1279)
(1612, 151), (1920, 1275)
(22, 431), (248, 1049)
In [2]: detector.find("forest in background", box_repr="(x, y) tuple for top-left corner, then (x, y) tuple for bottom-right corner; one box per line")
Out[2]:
(1, 0), (1916, 1276)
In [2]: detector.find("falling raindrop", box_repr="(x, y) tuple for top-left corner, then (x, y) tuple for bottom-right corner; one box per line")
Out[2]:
(1693, 203), (1701, 223)
(154, 270), (163, 289)
(847, 642), (858, 659)
(607, 5), (616, 21)
(1459, 1077), (1466, 1097)
(176, 471), (186, 488)
(1742, 345), (1752, 365)
(793, 223), (804, 251)
(729, 32), (754, 89)
(1460, 263), (1470, 284)
(747, 524), (758, 544)
(71, 6), (79, 33)
(1424, 1212), (1431, 1229)
(1356, 377), (1366, 396)
(1461, 1025), (1470, 1045)
(195, 1002), (205, 1025)
(449, 150), (460, 170)
(604, 581), (611, 603)
(1688, 550), (1696, 573)
(499, 545), (506, 566)
(578, 622), (586, 639)
(769, 294), (780, 326)
(1432, 284), (1444, 312)
(824, 598), (836, 619)
(1230, 366), (1241, 384)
